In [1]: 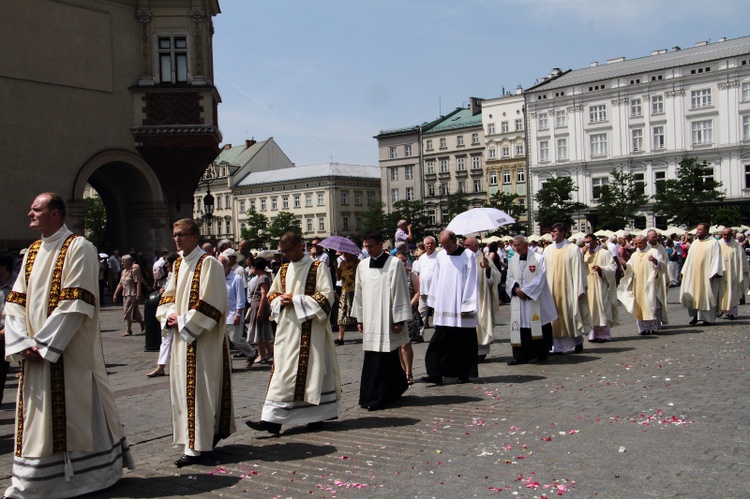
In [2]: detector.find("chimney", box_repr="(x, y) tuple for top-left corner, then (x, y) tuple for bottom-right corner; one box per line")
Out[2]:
(695, 40), (708, 47)
(469, 97), (482, 116)
(222, 143), (232, 150)
(245, 139), (256, 148)
(590, 61), (599, 67)
(516, 84), (523, 95)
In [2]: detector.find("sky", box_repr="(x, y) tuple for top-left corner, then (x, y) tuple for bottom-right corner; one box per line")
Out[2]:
(212, 0), (748, 167)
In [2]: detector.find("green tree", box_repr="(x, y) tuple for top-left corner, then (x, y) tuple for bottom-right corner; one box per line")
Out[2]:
(712, 206), (743, 227)
(267, 211), (302, 241)
(485, 191), (528, 235)
(534, 176), (587, 230)
(445, 192), (470, 221)
(389, 199), (430, 241)
(84, 197), (107, 250)
(594, 165), (649, 230)
(361, 201), (388, 235)
(239, 207), (269, 249)
(653, 156), (725, 226)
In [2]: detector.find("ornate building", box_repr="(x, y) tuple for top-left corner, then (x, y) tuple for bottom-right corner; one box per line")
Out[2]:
(1, 0), (221, 251)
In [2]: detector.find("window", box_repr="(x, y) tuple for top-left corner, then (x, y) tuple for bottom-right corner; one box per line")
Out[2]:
(271, 197), (278, 210)
(391, 188), (399, 203)
(745, 164), (750, 189)
(632, 129), (644, 152)
(282, 196), (289, 209)
(517, 169), (525, 183)
(472, 156), (481, 169)
(306, 218), (313, 232)
(441, 183), (449, 196)
(305, 193), (313, 207)
(216, 195), (222, 210)
(224, 194), (230, 209)
(590, 133), (608, 157)
(367, 191), (375, 204)
(389, 146), (397, 159)
(515, 119), (523, 131)
(260, 198), (267, 211)
(390, 167), (399, 181)
(488, 148), (497, 159)
(515, 144), (524, 156)
(318, 217), (325, 232)
(589, 104), (607, 123)
(428, 210), (437, 226)
(652, 95), (664, 114)
(457, 157), (466, 170)
(356, 216), (362, 230)
(743, 82), (750, 102)
(539, 140), (550, 162)
(405, 145), (412, 156)
(239, 201), (245, 213)
(631, 98), (642, 117)
(428, 184), (435, 196)
(503, 170), (511, 184)
(457, 180), (466, 193)
(426, 139), (433, 151)
(557, 138), (568, 160)
(652, 126), (665, 149)
(489, 171), (498, 185)
(341, 191), (349, 205)
(426, 160), (435, 174)
(743, 115), (750, 140)
(293, 195), (300, 208)
(405, 165), (414, 180)
(691, 88), (712, 109)
(634, 173), (645, 195)
(555, 110), (567, 128)
(654, 171), (666, 194)
(487, 123), (496, 135)
(538, 113), (549, 130)
(354, 191), (362, 205)
(406, 187), (415, 201)
(457, 135), (465, 146)
(692, 120), (713, 145)
(473, 179), (482, 192)
(317, 193), (325, 206)
(501, 146), (510, 158)
(702, 168), (714, 188)
(249, 199), (256, 211)
(158, 36), (188, 83)
(592, 177), (609, 199)
(439, 138), (446, 149)
(439, 159), (448, 173)
(471, 133), (479, 144)
(501, 121), (509, 133)
(342, 216), (349, 231)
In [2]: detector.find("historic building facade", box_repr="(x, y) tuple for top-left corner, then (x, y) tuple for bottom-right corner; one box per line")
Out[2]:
(1, 0), (221, 251)
(525, 35), (750, 232)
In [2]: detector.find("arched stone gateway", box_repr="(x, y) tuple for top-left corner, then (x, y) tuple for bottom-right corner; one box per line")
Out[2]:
(71, 150), (170, 254)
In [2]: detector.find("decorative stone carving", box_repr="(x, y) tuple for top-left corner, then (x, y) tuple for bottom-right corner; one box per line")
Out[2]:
(137, 9), (152, 80)
(611, 98), (629, 106)
(665, 89), (685, 97)
(719, 80), (740, 89)
(191, 10), (206, 78)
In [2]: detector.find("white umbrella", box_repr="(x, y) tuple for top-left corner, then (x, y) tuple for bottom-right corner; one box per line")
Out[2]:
(540, 233), (553, 242)
(709, 225), (725, 234)
(665, 226), (686, 236)
(483, 235), (502, 243)
(445, 208), (515, 236)
(594, 229), (614, 238)
(569, 231), (587, 242)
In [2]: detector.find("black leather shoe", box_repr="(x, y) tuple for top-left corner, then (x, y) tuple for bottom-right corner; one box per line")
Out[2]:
(245, 420), (281, 435)
(456, 377), (471, 384)
(175, 455), (202, 468)
(307, 421), (326, 430)
(574, 344), (584, 353)
(689, 317), (699, 325)
(334, 339), (345, 346)
(507, 359), (529, 366)
(420, 375), (443, 385)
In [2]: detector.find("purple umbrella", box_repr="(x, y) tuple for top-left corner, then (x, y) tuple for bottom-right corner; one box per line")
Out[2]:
(318, 236), (361, 256)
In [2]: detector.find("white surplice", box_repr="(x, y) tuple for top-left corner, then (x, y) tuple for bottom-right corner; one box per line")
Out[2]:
(718, 238), (749, 314)
(426, 249), (478, 328)
(679, 237), (724, 322)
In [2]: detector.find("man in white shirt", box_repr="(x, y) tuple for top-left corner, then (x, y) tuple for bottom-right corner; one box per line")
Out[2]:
(411, 236), (438, 342)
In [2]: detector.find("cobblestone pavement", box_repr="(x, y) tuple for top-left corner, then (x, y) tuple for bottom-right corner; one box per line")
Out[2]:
(1, 288), (748, 498)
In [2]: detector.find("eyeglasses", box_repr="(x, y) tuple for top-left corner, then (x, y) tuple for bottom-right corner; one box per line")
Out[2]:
(173, 233), (197, 239)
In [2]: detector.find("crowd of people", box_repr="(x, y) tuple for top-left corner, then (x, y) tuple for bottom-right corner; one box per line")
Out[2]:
(2, 192), (749, 498)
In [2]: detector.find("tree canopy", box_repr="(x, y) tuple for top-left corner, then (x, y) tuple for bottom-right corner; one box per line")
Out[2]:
(84, 197), (107, 250)
(594, 165), (649, 230)
(485, 191), (528, 235)
(652, 156), (725, 226)
(534, 176), (587, 230)
(239, 207), (269, 249)
(267, 211), (302, 241)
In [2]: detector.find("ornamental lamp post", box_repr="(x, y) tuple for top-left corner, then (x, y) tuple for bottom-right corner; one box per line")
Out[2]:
(203, 190), (214, 237)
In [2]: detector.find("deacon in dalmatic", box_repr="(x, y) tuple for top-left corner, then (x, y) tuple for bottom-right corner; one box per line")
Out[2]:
(679, 223), (724, 326)
(617, 235), (666, 335)
(352, 231), (412, 410)
(646, 229), (671, 330)
(464, 237), (501, 359)
(583, 234), (619, 342)
(718, 227), (749, 319)
(506, 236), (556, 365)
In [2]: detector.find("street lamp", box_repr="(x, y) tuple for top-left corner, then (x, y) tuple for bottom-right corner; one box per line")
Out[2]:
(200, 164), (217, 237)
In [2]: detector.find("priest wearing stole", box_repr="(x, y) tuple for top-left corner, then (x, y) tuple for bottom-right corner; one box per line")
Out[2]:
(464, 237), (501, 360)
(583, 234), (619, 342)
(718, 227), (749, 319)
(4, 193), (134, 498)
(646, 229), (671, 329)
(352, 231), (412, 410)
(422, 230), (479, 385)
(617, 235), (665, 335)
(506, 236), (556, 365)
(245, 232), (341, 435)
(157, 218), (235, 467)
(679, 222), (724, 325)
(543, 223), (592, 354)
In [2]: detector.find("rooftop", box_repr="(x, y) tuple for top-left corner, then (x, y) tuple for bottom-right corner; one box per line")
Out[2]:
(237, 163), (380, 186)
(425, 107), (483, 134)
(527, 34), (750, 92)
(214, 139), (267, 165)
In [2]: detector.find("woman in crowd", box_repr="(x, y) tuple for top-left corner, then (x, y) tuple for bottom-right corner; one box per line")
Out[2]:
(247, 257), (274, 366)
(113, 254), (145, 336)
(335, 251), (359, 345)
(147, 253), (178, 378)
(395, 252), (420, 385)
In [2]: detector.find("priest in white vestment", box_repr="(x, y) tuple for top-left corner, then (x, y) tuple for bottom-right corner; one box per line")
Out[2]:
(4, 193), (134, 498)
(646, 229), (671, 329)
(411, 236), (438, 342)
(718, 228), (749, 319)
(543, 223), (592, 354)
(583, 234), (619, 342)
(679, 223), (724, 325)
(423, 231), (478, 384)
(157, 218), (235, 468)
(352, 232), (411, 410)
(245, 232), (341, 435)
(617, 235), (665, 335)
(506, 236), (557, 364)
(464, 237), (501, 359)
